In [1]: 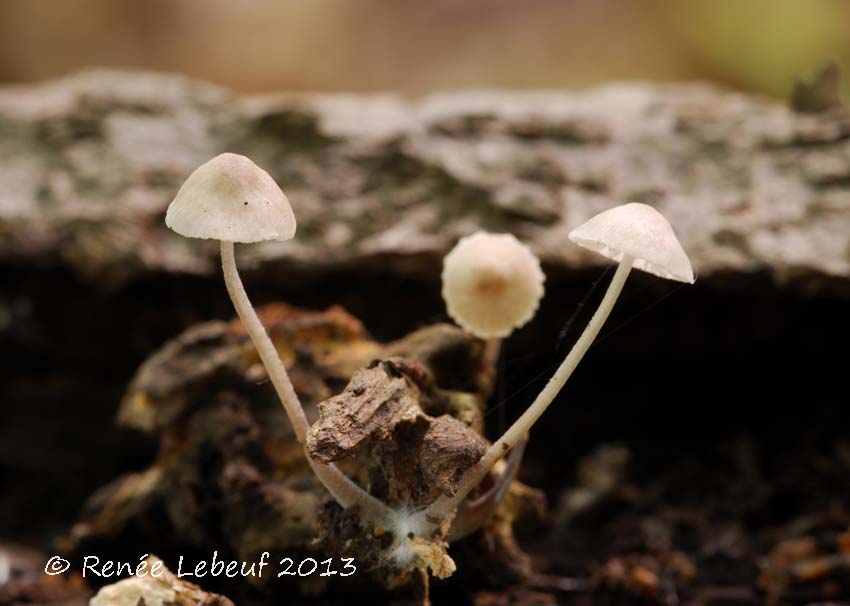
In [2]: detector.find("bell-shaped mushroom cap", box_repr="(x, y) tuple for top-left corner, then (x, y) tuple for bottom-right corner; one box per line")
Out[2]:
(166, 153), (296, 243)
(568, 203), (694, 283)
(442, 232), (545, 339)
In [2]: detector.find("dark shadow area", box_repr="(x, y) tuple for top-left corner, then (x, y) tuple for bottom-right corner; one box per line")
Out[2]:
(2, 262), (848, 603)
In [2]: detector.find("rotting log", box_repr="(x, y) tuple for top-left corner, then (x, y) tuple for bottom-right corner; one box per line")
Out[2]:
(1, 70), (849, 290)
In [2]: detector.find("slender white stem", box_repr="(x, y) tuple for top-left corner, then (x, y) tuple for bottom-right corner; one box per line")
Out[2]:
(221, 242), (308, 442)
(427, 256), (635, 521)
(220, 241), (391, 518)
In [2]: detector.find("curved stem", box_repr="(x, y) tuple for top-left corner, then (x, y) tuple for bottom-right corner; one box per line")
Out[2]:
(220, 241), (391, 518)
(446, 433), (528, 542)
(427, 256), (634, 521)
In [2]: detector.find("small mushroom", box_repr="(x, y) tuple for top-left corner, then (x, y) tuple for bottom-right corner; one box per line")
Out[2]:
(166, 152), (296, 243)
(439, 231), (541, 536)
(442, 232), (545, 339)
(166, 153), (388, 517)
(569, 203), (694, 283)
(428, 203), (693, 521)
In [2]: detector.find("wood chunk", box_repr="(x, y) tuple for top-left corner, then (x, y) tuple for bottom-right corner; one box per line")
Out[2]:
(420, 415), (487, 497)
(307, 358), (430, 464)
(89, 555), (233, 606)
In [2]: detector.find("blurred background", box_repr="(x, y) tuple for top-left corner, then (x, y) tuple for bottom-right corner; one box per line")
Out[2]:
(1, 0), (849, 99)
(3, 2), (850, 604)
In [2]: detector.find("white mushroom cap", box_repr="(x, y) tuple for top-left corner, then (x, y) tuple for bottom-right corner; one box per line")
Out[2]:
(166, 153), (296, 243)
(568, 203), (694, 283)
(442, 232), (545, 339)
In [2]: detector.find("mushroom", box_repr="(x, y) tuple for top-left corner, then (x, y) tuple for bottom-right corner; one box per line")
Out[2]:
(438, 231), (542, 534)
(166, 153), (388, 517)
(427, 203), (694, 521)
(442, 231), (544, 339)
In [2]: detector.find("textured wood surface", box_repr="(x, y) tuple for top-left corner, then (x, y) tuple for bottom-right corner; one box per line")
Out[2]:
(2, 70), (849, 292)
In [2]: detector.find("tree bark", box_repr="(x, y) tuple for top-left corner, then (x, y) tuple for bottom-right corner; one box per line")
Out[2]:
(1, 70), (849, 292)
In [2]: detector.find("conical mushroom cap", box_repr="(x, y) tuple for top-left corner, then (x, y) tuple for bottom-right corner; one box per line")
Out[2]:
(166, 153), (296, 243)
(568, 203), (694, 283)
(442, 232), (545, 339)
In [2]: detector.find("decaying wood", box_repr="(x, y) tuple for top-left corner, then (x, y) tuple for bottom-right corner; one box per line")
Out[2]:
(757, 521), (850, 605)
(2, 70), (850, 292)
(307, 359), (434, 465)
(89, 555), (234, 606)
(448, 436), (528, 542)
(117, 303), (378, 437)
(307, 357), (488, 505)
(62, 302), (541, 602)
(420, 415), (488, 498)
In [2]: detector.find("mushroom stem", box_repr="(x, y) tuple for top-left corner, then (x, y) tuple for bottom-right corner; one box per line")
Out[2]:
(446, 434), (528, 542)
(427, 255), (635, 521)
(221, 241), (309, 442)
(220, 241), (391, 517)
